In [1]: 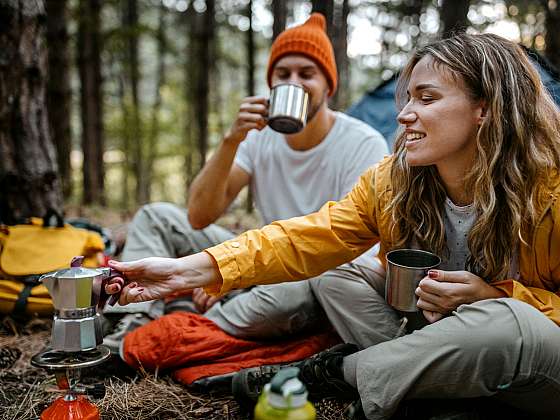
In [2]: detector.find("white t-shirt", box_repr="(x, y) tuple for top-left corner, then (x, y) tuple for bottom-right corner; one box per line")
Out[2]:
(234, 112), (388, 224)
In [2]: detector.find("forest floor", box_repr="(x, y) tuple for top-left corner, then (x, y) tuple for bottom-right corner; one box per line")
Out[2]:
(0, 316), (351, 420)
(0, 205), (352, 420)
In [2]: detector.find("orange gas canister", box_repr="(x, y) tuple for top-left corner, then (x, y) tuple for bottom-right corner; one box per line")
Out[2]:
(40, 395), (100, 420)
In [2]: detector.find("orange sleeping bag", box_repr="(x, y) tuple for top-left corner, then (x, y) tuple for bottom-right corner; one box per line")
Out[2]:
(122, 312), (340, 385)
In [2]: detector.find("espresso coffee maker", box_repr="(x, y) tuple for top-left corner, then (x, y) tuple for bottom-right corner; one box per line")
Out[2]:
(31, 256), (123, 420)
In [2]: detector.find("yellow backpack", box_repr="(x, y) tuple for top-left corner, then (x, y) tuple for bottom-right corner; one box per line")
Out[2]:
(0, 215), (104, 317)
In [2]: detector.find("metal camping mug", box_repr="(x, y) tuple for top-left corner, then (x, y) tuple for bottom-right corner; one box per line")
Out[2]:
(385, 249), (441, 312)
(268, 83), (309, 134)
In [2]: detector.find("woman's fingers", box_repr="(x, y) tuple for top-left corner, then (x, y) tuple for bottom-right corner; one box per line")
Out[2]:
(108, 259), (147, 275)
(416, 285), (445, 306)
(416, 297), (441, 313)
(107, 277), (124, 287)
(119, 283), (145, 305)
(106, 283), (122, 294)
(108, 260), (126, 271)
(418, 278), (450, 295)
(105, 276), (124, 294)
(423, 310), (444, 323)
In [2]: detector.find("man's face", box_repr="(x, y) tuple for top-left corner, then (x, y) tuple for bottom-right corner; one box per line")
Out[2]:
(270, 54), (330, 121)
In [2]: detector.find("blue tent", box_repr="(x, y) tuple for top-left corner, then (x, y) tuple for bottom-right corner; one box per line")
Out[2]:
(347, 48), (560, 149)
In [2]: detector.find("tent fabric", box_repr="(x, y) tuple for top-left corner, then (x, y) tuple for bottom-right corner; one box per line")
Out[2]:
(122, 312), (341, 385)
(347, 48), (560, 151)
(347, 76), (399, 150)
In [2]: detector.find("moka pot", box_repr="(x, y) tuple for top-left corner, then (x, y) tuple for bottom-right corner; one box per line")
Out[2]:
(39, 257), (124, 352)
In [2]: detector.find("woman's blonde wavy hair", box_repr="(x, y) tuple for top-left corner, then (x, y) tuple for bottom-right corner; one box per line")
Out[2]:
(389, 33), (560, 281)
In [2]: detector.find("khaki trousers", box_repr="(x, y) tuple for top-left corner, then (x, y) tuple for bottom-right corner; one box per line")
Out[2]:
(352, 298), (560, 419)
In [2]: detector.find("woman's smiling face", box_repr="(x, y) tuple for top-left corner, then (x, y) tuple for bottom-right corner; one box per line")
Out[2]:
(397, 55), (484, 171)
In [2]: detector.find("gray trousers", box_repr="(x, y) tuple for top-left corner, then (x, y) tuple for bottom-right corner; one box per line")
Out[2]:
(121, 203), (560, 419)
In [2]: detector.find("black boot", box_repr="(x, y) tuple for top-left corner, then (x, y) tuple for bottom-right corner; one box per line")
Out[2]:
(231, 343), (359, 405)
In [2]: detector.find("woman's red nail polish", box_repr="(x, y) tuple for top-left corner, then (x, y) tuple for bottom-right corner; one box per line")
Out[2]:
(428, 270), (438, 279)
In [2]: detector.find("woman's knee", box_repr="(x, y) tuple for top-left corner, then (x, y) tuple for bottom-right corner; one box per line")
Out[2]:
(435, 299), (524, 356)
(447, 299), (560, 380)
(504, 299), (560, 376)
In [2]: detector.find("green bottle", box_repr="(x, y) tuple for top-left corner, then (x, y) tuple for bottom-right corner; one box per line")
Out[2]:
(254, 367), (316, 420)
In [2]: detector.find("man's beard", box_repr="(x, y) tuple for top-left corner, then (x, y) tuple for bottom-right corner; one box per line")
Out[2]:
(306, 92), (328, 122)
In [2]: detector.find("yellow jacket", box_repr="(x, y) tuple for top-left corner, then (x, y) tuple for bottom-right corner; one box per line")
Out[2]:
(206, 157), (560, 326)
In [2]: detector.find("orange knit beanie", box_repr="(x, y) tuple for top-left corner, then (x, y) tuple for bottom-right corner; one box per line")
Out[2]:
(267, 13), (337, 96)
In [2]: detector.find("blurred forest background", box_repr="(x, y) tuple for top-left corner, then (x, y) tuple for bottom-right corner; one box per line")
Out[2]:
(1, 0), (559, 227)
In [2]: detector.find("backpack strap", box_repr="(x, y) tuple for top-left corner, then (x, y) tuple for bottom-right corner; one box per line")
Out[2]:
(42, 208), (64, 228)
(12, 275), (41, 317)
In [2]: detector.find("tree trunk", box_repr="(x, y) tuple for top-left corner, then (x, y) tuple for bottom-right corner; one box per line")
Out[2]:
(245, 0), (255, 214)
(117, 71), (131, 211)
(190, 0), (215, 172)
(440, 0), (470, 38)
(401, 0), (425, 19)
(331, 0), (350, 110)
(77, 0), (105, 205)
(0, 0), (63, 224)
(123, 0), (146, 205)
(271, 0), (287, 41)
(144, 2), (167, 203)
(46, 0), (72, 199)
(543, 0), (560, 72)
(183, 6), (196, 187)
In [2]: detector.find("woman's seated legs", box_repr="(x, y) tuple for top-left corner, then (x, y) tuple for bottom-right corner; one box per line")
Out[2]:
(348, 298), (560, 419)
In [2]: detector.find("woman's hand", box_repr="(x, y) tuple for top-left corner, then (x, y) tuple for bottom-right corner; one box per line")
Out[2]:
(422, 310), (444, 324)
(415, 269), (507, 322)
(105, 252), (222, 306)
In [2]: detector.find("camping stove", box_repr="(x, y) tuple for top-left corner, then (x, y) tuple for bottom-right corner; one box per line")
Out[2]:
(31, 346), (110, 420)
(31, 256), (124, 420)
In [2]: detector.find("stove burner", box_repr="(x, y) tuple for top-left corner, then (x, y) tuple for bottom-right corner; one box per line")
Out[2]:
(31, 345), (111, 370)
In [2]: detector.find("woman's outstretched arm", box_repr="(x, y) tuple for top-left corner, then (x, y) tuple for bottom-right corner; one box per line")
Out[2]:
(105, 252), (221, 306)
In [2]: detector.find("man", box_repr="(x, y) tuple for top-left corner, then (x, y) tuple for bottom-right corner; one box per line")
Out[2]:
(103, 13), (393, 354)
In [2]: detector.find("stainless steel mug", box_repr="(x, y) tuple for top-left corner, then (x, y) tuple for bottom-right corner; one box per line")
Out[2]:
(268, 83), (309, 134)
(385, 249), (441, 312)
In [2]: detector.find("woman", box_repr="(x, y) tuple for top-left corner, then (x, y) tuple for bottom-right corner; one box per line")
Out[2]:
(107, 33), (560, 419)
